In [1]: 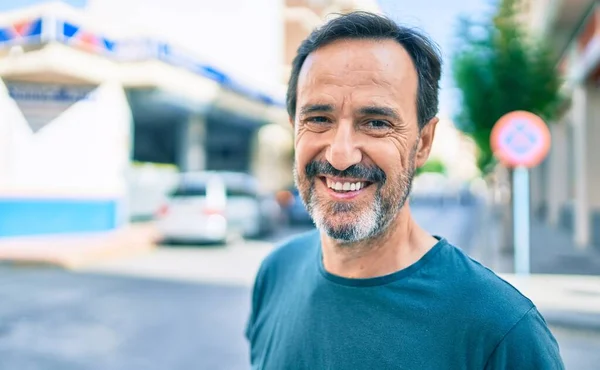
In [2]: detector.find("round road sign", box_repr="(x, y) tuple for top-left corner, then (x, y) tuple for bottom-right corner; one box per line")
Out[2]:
(490, 111), (551, 168)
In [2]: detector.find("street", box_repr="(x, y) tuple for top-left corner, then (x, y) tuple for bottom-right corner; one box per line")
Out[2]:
(1, 203), (598, 369)
(1, 0), (598, 369)
(0, 267), (251, 370)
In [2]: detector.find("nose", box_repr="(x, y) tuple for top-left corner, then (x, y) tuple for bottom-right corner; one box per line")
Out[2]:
(325, 122), (362, 171)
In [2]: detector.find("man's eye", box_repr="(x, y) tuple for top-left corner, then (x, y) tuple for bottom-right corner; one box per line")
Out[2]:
(366, 120), (390, 129)
(307, 116), (330, 124)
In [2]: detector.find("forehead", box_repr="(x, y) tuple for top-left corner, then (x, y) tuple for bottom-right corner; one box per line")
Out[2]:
(297, 38), (418, 109)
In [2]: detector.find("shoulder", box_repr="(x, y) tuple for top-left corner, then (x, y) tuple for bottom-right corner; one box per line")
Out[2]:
(484, 307), (564, 369)
(434, 242), (559, 364)
(253, 229), (320, 293)
(434, 241), (536, 332)
(440, 241), (534, 308)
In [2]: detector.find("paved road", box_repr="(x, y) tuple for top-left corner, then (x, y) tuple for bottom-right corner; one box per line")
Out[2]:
(1, 266), (598, 370)
(0, 267), (250, 370)
(1, 203), (598, 369)
(551, 326), (600, 370)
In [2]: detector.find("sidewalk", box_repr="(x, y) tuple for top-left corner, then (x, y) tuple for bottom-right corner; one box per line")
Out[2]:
(472, 204), (600, 331)
(474, 204), (600, 275)
(0, 223), (160, 269)
(529, 220), (600, 275)
(502, 274), (600, 332)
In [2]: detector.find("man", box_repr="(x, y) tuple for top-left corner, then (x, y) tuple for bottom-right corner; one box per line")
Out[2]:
(246, 11), (564, 370)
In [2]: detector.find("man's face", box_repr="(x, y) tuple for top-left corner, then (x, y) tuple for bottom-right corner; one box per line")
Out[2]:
(293, 38), (437, 243)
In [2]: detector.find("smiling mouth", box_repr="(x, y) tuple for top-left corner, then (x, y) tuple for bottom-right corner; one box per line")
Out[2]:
(320, 177), (374, 193)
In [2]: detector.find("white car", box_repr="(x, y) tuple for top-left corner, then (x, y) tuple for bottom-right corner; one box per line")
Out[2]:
(156, 171), (270, 244)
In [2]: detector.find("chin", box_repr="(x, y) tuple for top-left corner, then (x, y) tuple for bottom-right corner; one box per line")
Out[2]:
(313, 207), (382, 244)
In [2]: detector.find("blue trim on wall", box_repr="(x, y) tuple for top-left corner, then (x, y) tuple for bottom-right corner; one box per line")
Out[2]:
(0, 13), (285, 108)
(0, 1), (87, 12)
(0, 198), (118, 238)
(62, 22), (78, 38)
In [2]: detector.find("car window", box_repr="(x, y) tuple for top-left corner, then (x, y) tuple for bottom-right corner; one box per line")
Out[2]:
(226, 186), (257, 198)
(170, 185), (207, 197)
(220, 174), (259, 198)
(175, 172), (260, 198)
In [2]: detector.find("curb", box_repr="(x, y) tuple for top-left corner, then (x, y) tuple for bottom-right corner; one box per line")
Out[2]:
(0, 224), (161, 270)
(541, 309), (600, 332)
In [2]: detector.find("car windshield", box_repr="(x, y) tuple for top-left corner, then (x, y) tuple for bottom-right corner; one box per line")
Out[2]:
(169, 184), (207, 197)
(170, 172), (260, 198)
(226, 187), (257, 197)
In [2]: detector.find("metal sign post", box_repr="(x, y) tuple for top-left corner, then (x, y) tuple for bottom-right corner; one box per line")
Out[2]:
(512, 166), (530, 275)
(491, 111), (551, 277)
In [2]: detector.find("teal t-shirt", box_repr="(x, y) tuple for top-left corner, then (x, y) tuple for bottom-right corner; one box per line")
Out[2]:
(245, 231), (564, 370)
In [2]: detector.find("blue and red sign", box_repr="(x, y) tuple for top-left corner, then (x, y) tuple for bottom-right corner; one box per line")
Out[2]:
(61, 21), (115, 54)
(0, 15), (284, 108)
(0, 18), (42, 45)
(490, 111), (551, 168)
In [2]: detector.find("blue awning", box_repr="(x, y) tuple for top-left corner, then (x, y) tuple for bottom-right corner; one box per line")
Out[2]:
(0, 15), (285, 108)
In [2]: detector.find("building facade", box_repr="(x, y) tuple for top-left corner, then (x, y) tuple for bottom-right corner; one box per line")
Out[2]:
(0, 2), (290, 237)
(523, 0), (600, 248)
(283, 0), (381, 83)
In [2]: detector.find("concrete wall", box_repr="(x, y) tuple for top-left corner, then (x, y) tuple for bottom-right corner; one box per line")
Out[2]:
(0, 79), (132, 237)
(86, 0), (284, 93)
(585, 84), (600, 246)
(0, 80), (14, 188)
(545, 120), (570, 227)
(177, 115), (206, 173)
(585, 85), (600, 208)
(572, 83), (600, 247)
(530, 158), (546, 220)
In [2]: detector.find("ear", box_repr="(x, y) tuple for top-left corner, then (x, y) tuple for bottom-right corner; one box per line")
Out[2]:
(415, 117), (439, 169)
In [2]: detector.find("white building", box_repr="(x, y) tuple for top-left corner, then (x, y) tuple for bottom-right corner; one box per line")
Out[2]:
(0, 1), (290, 238)
(428, 118), (480, 181)
(522, 0), (600, 248)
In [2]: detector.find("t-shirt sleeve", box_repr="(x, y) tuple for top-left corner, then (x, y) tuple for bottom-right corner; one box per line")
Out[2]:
(484, 307), (565, 370)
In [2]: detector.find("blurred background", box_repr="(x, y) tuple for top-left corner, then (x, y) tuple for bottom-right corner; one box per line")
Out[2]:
(0, 0), (599, 369)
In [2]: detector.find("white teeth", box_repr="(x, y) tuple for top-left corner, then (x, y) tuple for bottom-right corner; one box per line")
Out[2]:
(326, 179), (366, 192)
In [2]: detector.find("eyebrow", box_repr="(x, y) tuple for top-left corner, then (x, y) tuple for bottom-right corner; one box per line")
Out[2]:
(299, 104), (334, 116)
(298, 104), (403, 122)
(358, 106), (402, 121)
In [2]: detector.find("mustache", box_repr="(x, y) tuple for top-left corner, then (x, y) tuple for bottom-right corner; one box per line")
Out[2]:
(305, 161), (386, 183)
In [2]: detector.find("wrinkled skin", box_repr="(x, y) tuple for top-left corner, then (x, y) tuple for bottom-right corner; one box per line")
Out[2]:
(292, 38), (438, 247)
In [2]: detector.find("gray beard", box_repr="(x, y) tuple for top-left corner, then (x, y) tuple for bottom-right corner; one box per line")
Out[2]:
(294, 153), (416, 244)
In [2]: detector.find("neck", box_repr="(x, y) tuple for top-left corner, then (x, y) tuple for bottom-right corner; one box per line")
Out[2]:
(320, 204), (438, 279)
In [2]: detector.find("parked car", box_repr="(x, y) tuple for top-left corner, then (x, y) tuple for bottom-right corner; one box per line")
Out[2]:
(156, 171), (282, 244)
(256, 191), (285, 237)
(277, 186), (313, 225)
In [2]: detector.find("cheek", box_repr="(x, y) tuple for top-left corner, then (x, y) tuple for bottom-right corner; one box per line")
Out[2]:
(295, 131), (326, 170)
(364, 137), (412, 174)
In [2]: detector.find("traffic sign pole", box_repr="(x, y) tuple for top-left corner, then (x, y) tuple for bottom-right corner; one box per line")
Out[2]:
(491, 111), (550, 277)
(512, 166), (530, 275)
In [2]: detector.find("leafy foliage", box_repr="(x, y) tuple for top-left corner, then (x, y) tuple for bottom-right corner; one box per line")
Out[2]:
(416, 158), (447, 176)
(452, 0), (562, 173)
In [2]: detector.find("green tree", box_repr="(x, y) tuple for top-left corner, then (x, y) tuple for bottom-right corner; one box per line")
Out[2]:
(452, 0), (562, 173)
(416, 158), (447, 176)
